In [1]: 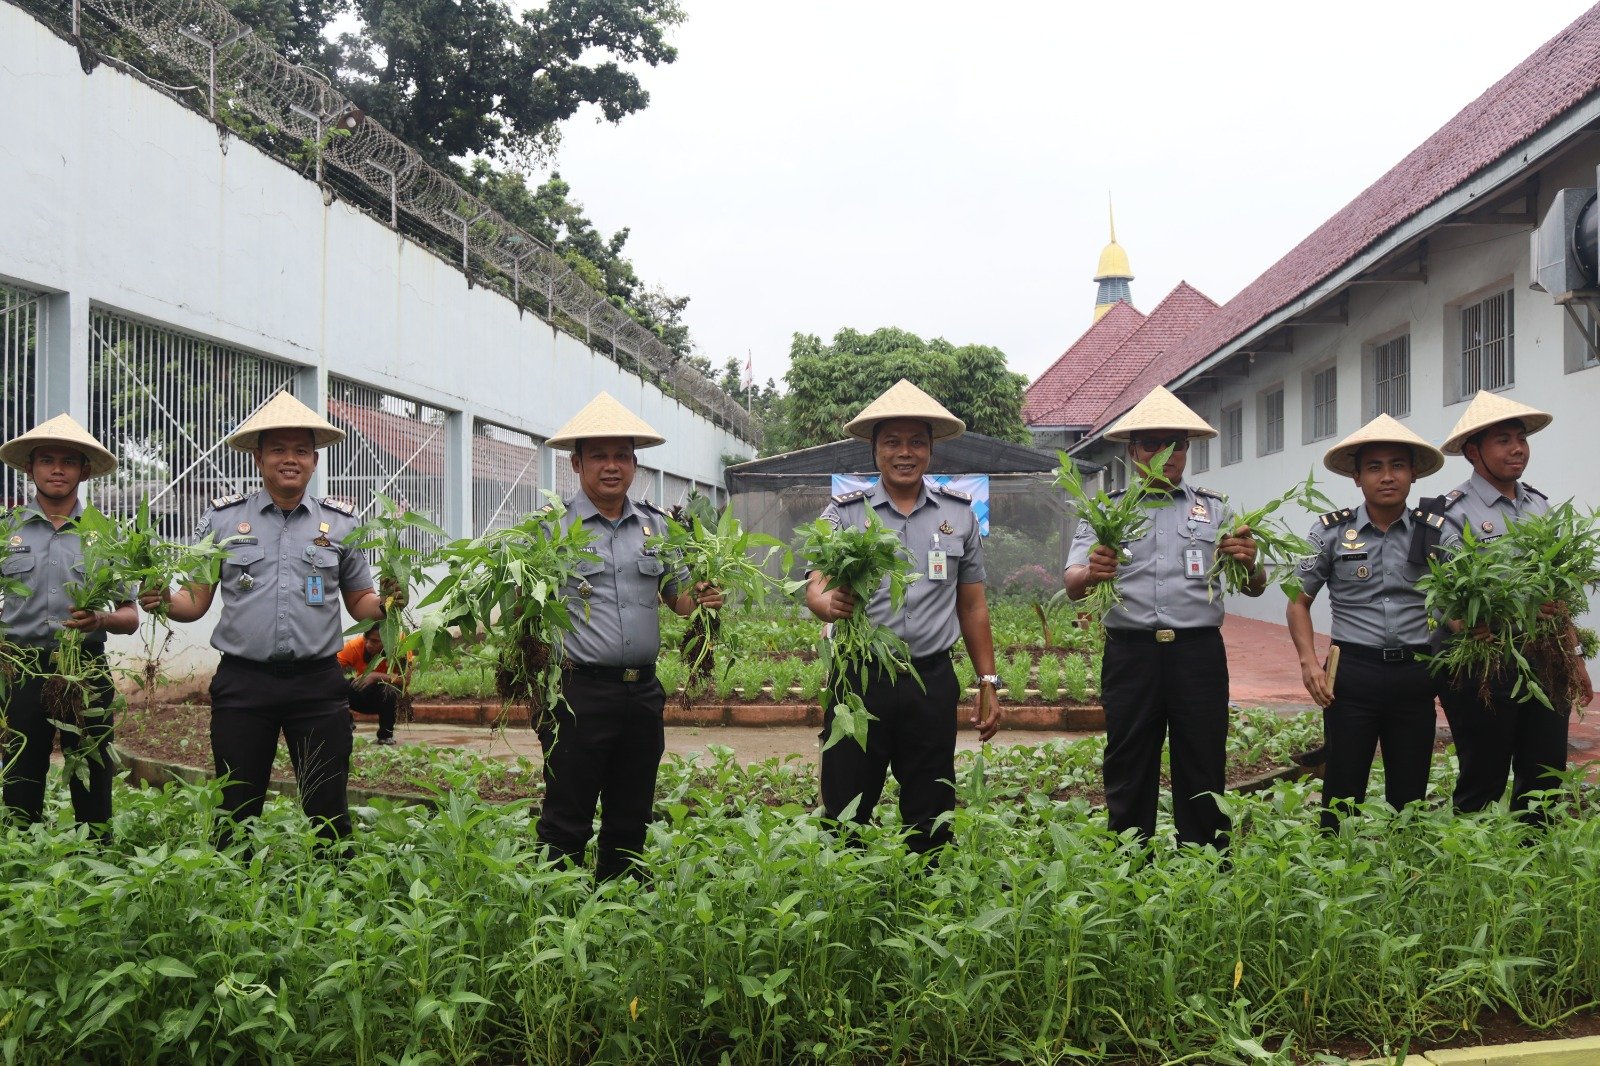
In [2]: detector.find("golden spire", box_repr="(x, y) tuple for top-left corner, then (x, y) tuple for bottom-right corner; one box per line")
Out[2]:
(1093, 194), (1134, 321)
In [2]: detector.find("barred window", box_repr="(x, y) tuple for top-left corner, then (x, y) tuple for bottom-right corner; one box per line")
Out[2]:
(1460, 289), (1514, 396)
(1374, 334), (1411, 416)
(1190, 435), (1210, 474)
(1222, 405), (1243, 466)
(1260, 389), (1284, 455)
(1311, 367), (1337, 441)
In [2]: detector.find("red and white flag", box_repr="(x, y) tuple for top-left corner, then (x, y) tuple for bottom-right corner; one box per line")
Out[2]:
(742, 353), (754, 390)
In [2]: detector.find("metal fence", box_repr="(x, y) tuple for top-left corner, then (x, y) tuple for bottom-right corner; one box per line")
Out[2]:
(324, 379), (449, 547)
(87, 307), (299, 534)
(0, 284), (41, 510)
(10, 0), (757, 445)
(472, 420), (543, 534)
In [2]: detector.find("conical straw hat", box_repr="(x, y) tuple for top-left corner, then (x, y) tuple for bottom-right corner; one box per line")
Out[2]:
(1103, 386), (1217, 442)
(1323, 413), (1445, 478)
(0, 414), (117, 478)
(844, 379), (965, 442)
(1441, 391), (1552, 455)
(546, 392), (666, 449)
(226, 391), (345, 452)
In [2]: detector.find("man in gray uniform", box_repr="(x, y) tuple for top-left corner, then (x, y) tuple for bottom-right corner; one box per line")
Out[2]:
(0, 415), (136, 830)
(1434, 392), (1593, 816)
(804, 379), (1000, 854)
(1065, 387), (1262, 849)
(142, 393), (385, 847)
(1286, 415), (1446, 830)
(541, 392), (722, 881)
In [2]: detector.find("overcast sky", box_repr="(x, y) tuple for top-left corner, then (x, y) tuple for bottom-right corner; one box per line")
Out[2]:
(541, 0), (1592, 388)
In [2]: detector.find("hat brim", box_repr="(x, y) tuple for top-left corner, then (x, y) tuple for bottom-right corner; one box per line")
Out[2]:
(227, 425), (345, 452)
(0, 436), (117, 479)
(1441, 412), (1552, 456)
(1323, 440), (1446, 479)
(547, 432), (667, 450)
(844, 413), (965, 443)
(1104, 425), (1219, 443)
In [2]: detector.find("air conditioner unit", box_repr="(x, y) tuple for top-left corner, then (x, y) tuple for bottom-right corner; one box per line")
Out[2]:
(1529, 176), (1599, 302)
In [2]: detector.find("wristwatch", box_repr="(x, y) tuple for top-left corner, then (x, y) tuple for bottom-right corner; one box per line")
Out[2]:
(977, 674), (1000, 687)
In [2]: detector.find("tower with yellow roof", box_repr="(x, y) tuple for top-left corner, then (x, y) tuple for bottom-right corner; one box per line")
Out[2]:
(1093, 198), (1134, 322)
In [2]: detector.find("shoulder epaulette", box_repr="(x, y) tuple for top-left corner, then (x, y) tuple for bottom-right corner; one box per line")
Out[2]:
(1443, 489), (1465, 508)
(1318, 507), (1355, 528)
(637, 498), (670, 517)
(830, 489), (868, 505)
(1193, 486), (1227, 500)
(1524, 483), (1547, 500)
(320, 496), (356, 516)
(210, 493), (247, 510)
(933, 484), (972, 503)
(1412, 509), (1446, 529)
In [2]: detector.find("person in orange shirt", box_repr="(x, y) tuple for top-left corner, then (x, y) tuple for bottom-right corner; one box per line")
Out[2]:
(338, 629), (408, 745)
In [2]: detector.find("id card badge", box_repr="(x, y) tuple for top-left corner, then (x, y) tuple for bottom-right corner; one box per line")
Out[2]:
(1184, 547), (1206, 580)
(305, 574), (325, 605)
(928, 549), (949, 581)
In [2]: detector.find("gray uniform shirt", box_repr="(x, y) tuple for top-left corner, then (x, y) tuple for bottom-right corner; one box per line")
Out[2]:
(815, 480), (986, 659)
(1439, 472), (1549, 552)
(557, 492), (685, 668)
(1298, 504), (1430, 647)
(0, 502), (115, 650)
(199, 490), (373, 661)
(1066, 481), (1235, 630)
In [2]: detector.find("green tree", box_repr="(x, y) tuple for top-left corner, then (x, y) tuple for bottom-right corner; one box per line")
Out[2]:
(780, 327), (1028, 450)
(329, 0), (683, 167)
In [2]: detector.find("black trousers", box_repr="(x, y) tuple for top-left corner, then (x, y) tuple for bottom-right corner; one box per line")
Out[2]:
(1321, 648), (1437, 831)
(209, 656), (352, 845)
(1440, 668), (1570, 816)
(1, 651), (115, 827)
(820, 654), (959, 854)
(536, 671), (665, 881)
(1100, 629), (1229, 848)
(347, 680), (399, 739)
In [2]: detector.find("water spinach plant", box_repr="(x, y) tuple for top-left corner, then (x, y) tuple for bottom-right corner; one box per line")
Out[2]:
(789, 510), (920, 751)
(1419, 501), (1600, 710)
(1211, 470), (1337, 600)
(344, 493), (449, 721)
(1053, 445), (1174, 620)
(410, 496), (599, 720)
(650, 495), (789, 705)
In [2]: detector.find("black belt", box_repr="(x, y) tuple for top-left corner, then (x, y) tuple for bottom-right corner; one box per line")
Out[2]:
(868, 649), (953, 675)
(1105, 626), (1219, 645)
(563, 661), (657, 683)
(221, 653), (339, 676)
(1335, 642), (1430, 664)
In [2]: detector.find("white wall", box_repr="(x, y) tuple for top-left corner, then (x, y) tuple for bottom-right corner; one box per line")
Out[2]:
(0, 6), (754, 675)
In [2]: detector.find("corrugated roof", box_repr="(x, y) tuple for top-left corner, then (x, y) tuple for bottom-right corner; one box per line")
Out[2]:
(1089, 3), (1600, 435)
(1043, 282), (1218, 429)
(1022, 301), (1145, 425)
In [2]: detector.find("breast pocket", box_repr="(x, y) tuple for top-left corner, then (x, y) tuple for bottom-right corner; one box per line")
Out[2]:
(0, 554), (34, 578)
(222, 545), (265, 591)
(1334, 555), (1377, 598)
(313, 548), (343, 594)
(636, 556), (666, 605)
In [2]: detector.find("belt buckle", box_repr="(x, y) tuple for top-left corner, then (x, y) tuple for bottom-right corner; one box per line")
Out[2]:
(1155, 629), (1176, 644)
(622, 667), (640, 682)
(1382, 647), (1405, 663)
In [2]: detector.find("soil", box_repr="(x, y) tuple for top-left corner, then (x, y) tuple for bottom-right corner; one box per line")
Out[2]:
(1314, 1003), (1600, 1062)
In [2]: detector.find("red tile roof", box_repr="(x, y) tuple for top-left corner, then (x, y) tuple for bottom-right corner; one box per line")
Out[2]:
(1040, 283), (1218, 429)
(1089, 3), (1600, 435)
(1022, 301), (1145, 425)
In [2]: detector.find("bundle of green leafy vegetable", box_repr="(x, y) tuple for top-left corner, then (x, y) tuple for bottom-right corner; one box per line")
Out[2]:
(650, 493), (788, 705)
(1419, 501), (1600, 711)
(1053, 446), (1174, 619)
(408, 495), (598, 722)
(344, 493), (448, 722)
(788, 510), (921, 751)
(1211, 471), (1337, 600)
(0, 509), (34, 704)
